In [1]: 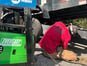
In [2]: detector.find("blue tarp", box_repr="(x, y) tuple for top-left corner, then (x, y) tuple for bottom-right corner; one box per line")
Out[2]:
(0, 0), (37, 8)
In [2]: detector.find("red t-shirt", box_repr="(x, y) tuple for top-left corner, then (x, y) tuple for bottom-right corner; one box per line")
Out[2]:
(39, 22), (71, 54)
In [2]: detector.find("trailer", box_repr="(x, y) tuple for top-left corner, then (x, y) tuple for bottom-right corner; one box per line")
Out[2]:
(34, 0), (87, 23)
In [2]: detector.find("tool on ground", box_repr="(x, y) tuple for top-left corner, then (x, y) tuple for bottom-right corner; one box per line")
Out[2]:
(47, 49), (87, 66)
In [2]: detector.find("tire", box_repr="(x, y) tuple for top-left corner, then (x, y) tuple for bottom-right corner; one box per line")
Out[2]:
(32, 18), (43, 42)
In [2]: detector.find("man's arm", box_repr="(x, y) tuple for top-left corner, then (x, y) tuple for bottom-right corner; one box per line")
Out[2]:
(47, 47), (64, 59)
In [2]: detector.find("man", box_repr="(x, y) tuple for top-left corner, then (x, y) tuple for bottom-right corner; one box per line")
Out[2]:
(39, 21), (71, 59)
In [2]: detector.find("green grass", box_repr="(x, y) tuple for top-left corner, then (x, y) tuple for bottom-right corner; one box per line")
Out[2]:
(63, 18), (87, 29)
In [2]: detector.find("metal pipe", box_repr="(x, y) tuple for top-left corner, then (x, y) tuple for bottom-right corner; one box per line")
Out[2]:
(24, 8), (34, 66)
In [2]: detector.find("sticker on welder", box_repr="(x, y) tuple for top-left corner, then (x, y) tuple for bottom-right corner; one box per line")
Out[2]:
(0, 38), (22, 46)
(0, 45), (3, 54)
(79, 0), (86, 5)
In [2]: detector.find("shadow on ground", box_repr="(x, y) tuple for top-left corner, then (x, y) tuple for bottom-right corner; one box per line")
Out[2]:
(68, 32), (87, 56)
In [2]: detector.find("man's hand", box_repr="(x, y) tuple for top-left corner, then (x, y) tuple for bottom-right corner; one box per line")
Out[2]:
(57, 54), (60, 58)
(57, 46), (64, 58)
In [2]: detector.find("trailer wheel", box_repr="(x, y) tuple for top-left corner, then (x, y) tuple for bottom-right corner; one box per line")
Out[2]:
(32, 18), (43, 42)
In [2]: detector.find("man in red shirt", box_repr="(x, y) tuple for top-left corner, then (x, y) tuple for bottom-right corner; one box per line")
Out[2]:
(39, 21), (71, 59)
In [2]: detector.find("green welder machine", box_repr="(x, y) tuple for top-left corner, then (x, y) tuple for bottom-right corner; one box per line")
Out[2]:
(0, 7), (42, 65)
(0, 32), (27, 64)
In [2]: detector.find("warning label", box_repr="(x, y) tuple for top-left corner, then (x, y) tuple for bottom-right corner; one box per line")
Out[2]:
(61, 0), (69, 2)
(79, 0), (86, 5)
